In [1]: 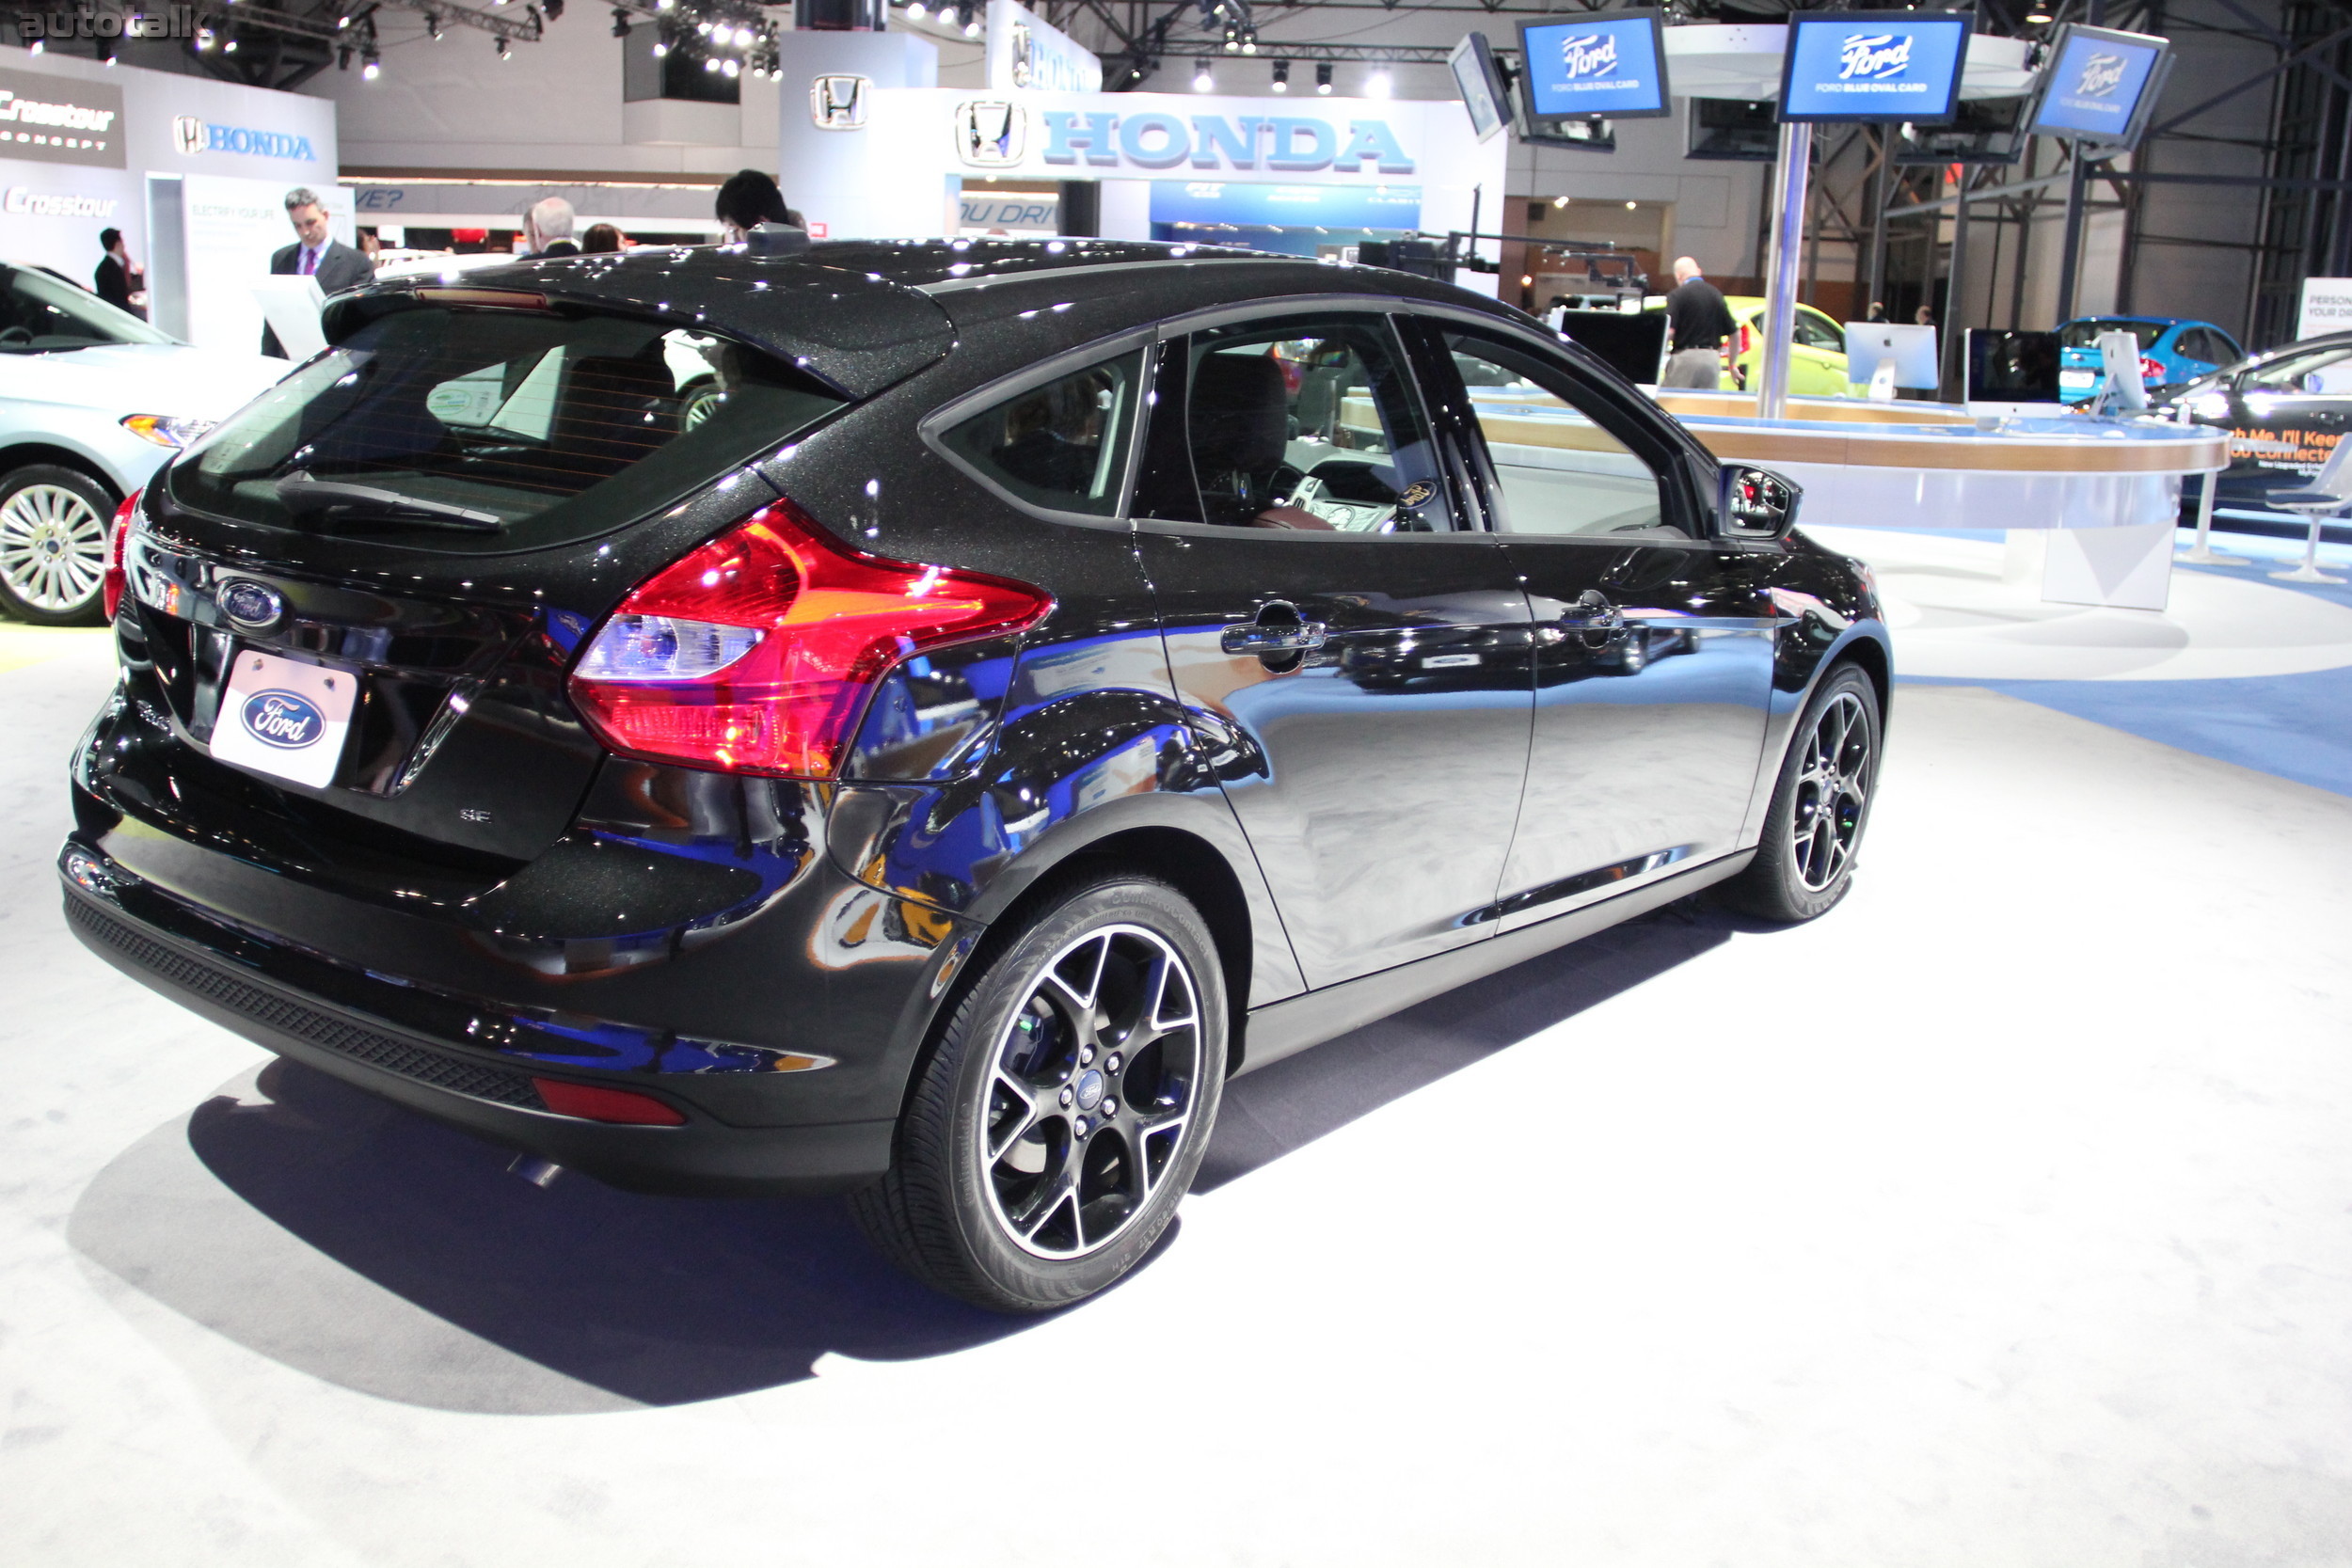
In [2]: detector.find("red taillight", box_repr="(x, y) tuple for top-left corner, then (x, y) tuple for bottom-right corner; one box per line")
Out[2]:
(531, 1078), (688, 1126)
(567, 499), (1053, 779)
(1738, 322), (1754, 357)
(103, 488), (139, 621)
(2140, 356), (2165, 384)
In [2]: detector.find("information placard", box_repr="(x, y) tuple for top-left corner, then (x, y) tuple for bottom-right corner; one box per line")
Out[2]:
(1516, 13), (1672, 122)
(1777, 10), (1971, 124)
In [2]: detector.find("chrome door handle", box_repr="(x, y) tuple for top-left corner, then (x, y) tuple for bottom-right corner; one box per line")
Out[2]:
(1555, 590), (1625, 641)
(1222, 620), (1329, 655)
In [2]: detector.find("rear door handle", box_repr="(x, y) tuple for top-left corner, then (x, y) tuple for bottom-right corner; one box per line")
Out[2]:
(1554, 589), (1625, 641)
(1222, 605), (1328, 655)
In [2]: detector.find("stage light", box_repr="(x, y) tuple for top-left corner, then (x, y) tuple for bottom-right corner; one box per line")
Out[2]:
(1194, 58), (1214, 91)
(495, 34), (510, 57)
(962, 8), (979, 36)
(362, 50), (380, 77)
(1366, 68), (1391, 98)
(1315, 60), (1332, 94)
(1271, 58), (1289, 92)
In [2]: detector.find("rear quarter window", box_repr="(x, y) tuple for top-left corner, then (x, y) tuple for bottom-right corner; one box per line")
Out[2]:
(935, 349), (1145, 516)
(168, 303), (844, 553)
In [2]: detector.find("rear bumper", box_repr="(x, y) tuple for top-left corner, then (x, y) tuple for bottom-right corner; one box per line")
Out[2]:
(61, 848), (898, 1194)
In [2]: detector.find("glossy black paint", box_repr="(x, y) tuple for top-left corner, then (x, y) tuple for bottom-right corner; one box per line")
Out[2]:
(62, 240), (1888, 1194)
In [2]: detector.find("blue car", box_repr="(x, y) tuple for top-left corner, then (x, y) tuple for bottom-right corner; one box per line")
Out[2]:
(2057, 316), (2243, 403)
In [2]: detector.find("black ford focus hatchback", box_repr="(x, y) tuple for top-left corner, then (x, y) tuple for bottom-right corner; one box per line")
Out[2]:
(61, 239), (1889, 1311)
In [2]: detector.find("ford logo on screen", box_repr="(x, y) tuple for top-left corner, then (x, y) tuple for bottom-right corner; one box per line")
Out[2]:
(1559, 34), (1618, 81)
(2076, 52), (2127, 96)
(241, 690), (325, 750)
(1838, 33), (1913, 80)
(216, 579), (282, 628)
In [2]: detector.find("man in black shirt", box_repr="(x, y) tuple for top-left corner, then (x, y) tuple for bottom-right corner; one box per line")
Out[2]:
(1661, 256), (1738, 389)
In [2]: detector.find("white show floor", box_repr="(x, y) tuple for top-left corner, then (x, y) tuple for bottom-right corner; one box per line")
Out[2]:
(1804, 525), (2352, 681)
(4, 629), (2351, 1567)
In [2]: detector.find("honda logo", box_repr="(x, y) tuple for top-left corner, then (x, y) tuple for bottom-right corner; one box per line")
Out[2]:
(171, 114), (206, 155)
(809, 74), (870, 131)
(955, 100), (1026, 167)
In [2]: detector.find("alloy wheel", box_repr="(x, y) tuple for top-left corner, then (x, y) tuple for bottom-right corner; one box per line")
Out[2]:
(979, 924), (1203, 1259)
(1789, 690), (1871, 891)
(0, 483), (109, 615)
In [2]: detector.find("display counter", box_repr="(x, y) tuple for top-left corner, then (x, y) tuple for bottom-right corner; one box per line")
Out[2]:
(1463, 385), (2226, 610)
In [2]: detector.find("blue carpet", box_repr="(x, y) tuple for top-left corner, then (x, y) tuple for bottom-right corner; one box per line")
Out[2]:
(1891, 529), (2352, 800)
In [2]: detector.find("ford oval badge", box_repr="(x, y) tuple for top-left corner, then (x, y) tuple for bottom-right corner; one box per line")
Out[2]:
(240, 689), (326, 750)
(218, 579), (283, 629)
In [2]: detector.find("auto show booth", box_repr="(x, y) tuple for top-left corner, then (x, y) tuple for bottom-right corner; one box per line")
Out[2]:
(1, 49), (348, 353)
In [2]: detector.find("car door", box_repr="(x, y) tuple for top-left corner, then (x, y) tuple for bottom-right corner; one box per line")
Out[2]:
(1791, 307), (1851, 395)
(1133, 309), (1534, 990)
(1410, 315), (1775, 932)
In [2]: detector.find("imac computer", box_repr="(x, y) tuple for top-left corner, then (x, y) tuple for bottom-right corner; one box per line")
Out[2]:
(1844, 323), (1941, 397)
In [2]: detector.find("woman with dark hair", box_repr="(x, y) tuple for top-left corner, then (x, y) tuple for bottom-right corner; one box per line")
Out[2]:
(714, 169), (803, 242)
(94, 228), (145, 318)
(580, 223), (626, 254)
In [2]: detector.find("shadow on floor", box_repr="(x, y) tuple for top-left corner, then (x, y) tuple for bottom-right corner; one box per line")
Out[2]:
(67, 897), (1754, 1411)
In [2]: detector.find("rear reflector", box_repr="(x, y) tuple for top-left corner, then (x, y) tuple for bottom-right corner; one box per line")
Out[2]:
(103, 489), (139, 622)
(531, 1078), (688, 1126)
(566, 499), (1052, 779)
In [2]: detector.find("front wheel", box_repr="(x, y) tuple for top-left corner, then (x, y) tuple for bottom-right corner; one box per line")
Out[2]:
(850, 875), (1228, 1312)
(0, 466), (116, 626)
(1723, 663), (1880, 922)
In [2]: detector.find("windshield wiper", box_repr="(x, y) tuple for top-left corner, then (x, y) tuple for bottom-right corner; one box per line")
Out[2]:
(268, 472), (505, 532)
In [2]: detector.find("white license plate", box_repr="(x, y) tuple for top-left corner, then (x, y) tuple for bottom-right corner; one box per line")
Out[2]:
(2059, 370), (2097, 388)
(212, 650), (358, 789)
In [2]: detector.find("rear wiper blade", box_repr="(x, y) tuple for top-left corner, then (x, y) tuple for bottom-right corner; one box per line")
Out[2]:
(268, 472), (505, 532)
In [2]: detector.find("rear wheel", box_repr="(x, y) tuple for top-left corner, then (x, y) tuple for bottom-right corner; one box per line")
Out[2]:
(0, 465), (115, 626)
(1723, 662), (1880, 923)
(851, 875), (1227, 1313)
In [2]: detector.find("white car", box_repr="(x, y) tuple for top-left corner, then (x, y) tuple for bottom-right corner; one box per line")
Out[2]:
(0, 263), (288, 623)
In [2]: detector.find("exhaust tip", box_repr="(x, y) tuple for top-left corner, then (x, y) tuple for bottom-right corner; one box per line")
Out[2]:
(507, 1154), (564, 1188)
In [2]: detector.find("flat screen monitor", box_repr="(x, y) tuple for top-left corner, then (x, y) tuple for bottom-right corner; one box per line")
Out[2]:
(1516, 11), (1672, 124)
(2024, 23), (2172, 150)
(1686, 98), (1777, 161)
(1512, 91), (1617, 152)
(1558, 309), (1670, 387)
(1778, 10), (1972, 125)
(1845, 322), (1941, 391)
(1448, 33), (1509, 144)
(1890, 94), (2028, 165)
(1965, 328), (2061, 402)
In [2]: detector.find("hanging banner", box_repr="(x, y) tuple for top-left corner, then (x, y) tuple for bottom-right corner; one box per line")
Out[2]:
(985, 0), (1103, 94)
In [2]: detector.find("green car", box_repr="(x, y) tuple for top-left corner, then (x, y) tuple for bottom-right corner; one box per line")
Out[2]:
(1645, 295), (1854, 396)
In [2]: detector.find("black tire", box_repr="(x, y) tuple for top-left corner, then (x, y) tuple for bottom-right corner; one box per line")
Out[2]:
(850, 874), (1229, 1313)
(0, 465), (117, 626)
(1722, 662), (1881, 923)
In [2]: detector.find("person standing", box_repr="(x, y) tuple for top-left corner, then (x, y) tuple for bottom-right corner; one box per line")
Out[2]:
(1661, 256), (1738, 389)
(521, 197), (580, 260)
(714, 168), (804, 243)
(93, 228), (145, 319)
(580, 223), (626, 254)
(262, 187), (372, 358)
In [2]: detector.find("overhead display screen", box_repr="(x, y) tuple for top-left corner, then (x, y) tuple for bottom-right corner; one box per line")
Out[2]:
(1777, 10), (1971, 124)
(2026, 24), (2171, 148)
(1516, 13), (1673, 121)
(1448, 33), (1508, 144)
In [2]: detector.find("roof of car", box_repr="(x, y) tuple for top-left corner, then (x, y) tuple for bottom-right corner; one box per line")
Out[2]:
(323, 237), (1522, 400)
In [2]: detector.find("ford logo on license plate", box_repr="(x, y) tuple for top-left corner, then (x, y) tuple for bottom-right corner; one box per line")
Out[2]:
(241, 689), (326, 750)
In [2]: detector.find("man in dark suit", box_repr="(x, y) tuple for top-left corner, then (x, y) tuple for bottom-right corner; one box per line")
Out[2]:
(262, 186), (373, 358)
(94, 228), (145, 318)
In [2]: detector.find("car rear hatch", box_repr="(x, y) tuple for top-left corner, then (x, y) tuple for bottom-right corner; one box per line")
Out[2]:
(102, 261), (953, 907)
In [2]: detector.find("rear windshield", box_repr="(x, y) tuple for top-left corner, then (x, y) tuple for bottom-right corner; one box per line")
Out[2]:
(2058, 319), (2167, 352)
(168, 303), (844, 552)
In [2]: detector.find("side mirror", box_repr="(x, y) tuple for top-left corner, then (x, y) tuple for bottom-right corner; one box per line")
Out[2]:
(1719, 463), (1801, 541)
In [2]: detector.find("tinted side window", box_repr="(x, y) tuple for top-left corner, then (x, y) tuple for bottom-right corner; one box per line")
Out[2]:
(1173, 315), (1461, 533)
(939, 349), (1144, 516)
(1442, 330), (1680, 539)
(2244, 345), (2352, 396)
(1795, 310), (1846, 353)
